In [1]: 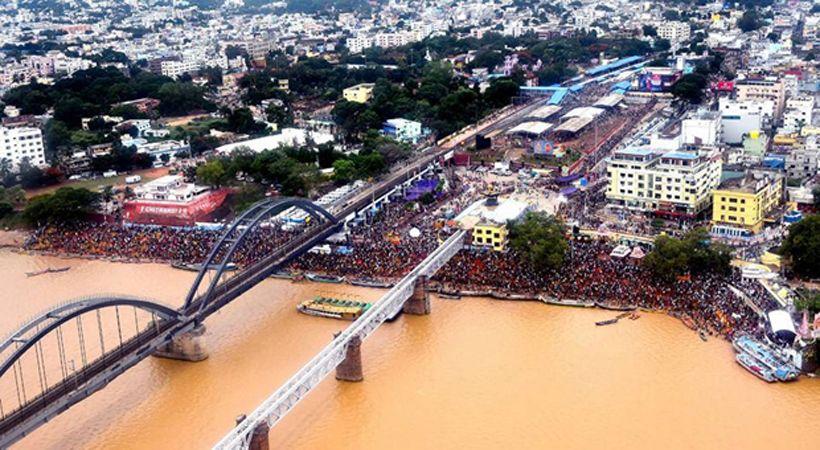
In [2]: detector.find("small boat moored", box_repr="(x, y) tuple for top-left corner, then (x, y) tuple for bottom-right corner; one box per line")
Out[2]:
(305, 273), (345, 284)
(595, 318), (619, 326)
(26, 266), (70, 277)
(349, 278), (393, 288)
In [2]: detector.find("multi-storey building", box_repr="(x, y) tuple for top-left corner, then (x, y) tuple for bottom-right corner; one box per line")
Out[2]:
(735, 78), (786, 120)
(159, 59), (200, 79)
(711, 170), (784, 233)
(472, 222), (509, 252)
(0, 126), (46, 169)
(342, 83), (375, 103)
(718, 97), (772, 144)
(382, 118), (423, 144)
(785, 136), (818, 181)
(606, 148), (722, 219)
(782, 96), (814, 134)
(657, 21), (691, 50)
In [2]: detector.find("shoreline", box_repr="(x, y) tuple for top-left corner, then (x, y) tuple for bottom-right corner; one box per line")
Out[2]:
(13, 247), (724, 340)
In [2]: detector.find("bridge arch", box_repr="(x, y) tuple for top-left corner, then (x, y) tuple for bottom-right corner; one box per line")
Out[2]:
(0, 295), (180, 381)
(182, 197), (338, 315)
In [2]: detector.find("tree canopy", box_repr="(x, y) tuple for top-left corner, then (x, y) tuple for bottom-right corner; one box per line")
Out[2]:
(781, 215), (820, 279)
(643, 228), (732, 280)
(23, 187), (100, 225)
(509, 212), (568, 272)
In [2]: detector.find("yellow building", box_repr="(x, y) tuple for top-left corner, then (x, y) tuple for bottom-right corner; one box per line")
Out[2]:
(342, 83), (375, 103)
(472, 222), (508, 252)
(712, 170), (784, 233)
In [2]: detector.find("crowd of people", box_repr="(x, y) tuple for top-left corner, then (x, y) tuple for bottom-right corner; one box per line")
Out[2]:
(24, 169), (778, 341)
(433, 240), (766, 339)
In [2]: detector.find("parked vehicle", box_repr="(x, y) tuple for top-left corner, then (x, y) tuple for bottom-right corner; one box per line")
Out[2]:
(125, 175), (142, 184)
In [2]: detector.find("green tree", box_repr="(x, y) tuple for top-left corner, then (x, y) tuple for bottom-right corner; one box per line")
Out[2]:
(653, 38), (671, 52)
(196, 159), (229, 187)
(643, 234), (690, 280)
(484, 78), (519, 109)
(671, 73), (708, 104)
(332, 159), (357, 183)
(738, 10), (762, 33)
(644, 228), (732, 280)
(508, 212), (568, 272)
(23, 187), (100, 225)
(781, 215), (820, 279)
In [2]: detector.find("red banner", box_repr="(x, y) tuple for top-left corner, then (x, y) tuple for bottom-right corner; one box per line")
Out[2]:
(123, 189), (228, 226)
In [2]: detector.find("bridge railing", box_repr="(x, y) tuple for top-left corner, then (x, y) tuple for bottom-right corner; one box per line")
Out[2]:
(213, 230), (466, 450)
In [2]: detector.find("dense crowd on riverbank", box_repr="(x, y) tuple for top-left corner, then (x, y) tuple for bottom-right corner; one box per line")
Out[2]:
(23, 170), (773, 340)
(433, 241), (765, 339)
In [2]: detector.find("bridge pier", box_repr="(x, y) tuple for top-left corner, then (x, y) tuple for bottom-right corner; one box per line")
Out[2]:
(335, 334), (363, 382)
(153, 324), (208, 362)
(235, 414), (270, 450)
(403, 275), (430, 315)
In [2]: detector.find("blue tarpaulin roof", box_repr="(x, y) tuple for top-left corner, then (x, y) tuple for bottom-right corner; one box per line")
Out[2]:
(548, 88), (569, 105)
(585, 56), (644, 76)
(612, 81), (631, 91)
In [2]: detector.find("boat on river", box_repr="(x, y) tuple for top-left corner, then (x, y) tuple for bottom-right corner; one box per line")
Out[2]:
(735, 351), (777, 382)
(349, 278), (393, 288)
(297, 296), (372, 320)
(305, 273), (345, 284)
(733, 335), (798, 382)
(270, 271), (295, 280)
(172, 262), (237, 272)
(595, 318), (619, 326)
(438, 291), (462, 300)
(26, 266), (70, 277)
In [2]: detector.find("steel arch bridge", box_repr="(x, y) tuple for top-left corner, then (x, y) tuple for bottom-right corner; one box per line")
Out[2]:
(0, 197), (340, 448)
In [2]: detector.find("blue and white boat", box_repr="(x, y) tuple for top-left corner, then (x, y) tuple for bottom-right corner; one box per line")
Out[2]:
(733, 335), (798, 382)
(735, 352), (776, 382)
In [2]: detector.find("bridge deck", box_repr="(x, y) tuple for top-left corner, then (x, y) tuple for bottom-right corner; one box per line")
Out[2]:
(213, 230), (466, 450)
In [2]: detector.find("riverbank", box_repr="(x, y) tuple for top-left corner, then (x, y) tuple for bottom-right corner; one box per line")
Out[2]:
(14, 244), (748, 344)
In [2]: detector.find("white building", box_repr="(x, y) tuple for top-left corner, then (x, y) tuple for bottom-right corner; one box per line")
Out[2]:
(606, 147), (722, 218)
(216, 128), (334, 154)
(657, 21), (691, 50)
(382, 118), (423, 144)
(719, 98), (771, 144)
(346, 36), (372, 54)
(160, 59), (201, 79)
(681, 111), (721, 146)
(0, 126), (46, 169)
(782, 96), (814, 134)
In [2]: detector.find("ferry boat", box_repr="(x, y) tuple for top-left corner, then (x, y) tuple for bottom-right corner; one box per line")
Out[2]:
(733, 335), (798, 382)
(297, 296), (372, 321)
(735, 352), (777, 382)
(305, 273), (345, 284)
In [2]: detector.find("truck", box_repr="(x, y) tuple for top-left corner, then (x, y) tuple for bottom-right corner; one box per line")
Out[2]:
(125, 175), (142, 184)
(103, 170), (117, 178)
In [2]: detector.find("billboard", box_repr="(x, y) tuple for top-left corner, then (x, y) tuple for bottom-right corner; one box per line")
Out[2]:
(637, 70), (681, 92)
(710, 81), (734, 92)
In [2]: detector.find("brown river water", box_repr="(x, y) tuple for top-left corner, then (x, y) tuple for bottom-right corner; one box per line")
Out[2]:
(1, 250), (818, 450)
